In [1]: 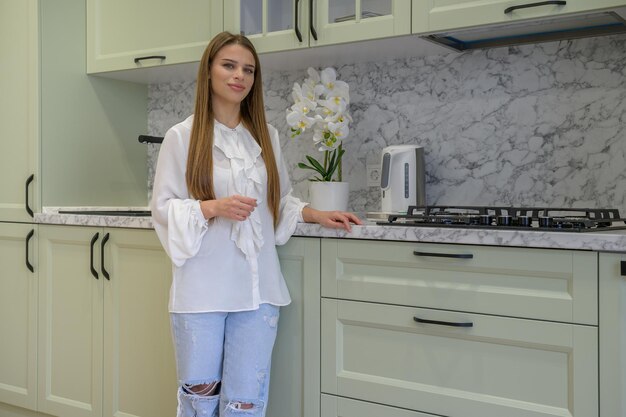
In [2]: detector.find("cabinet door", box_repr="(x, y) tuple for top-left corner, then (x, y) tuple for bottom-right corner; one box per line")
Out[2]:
(599, 252), (626, 417)
(38, 225), (104, 417)
(271, 237), (321, 417)
(225, 0), (309, 53)
(0, 0), (39, 222)
(0, 223), (37, 410)
(425, 0), (626, 32)
(322, 298), (598, 417)
(87, 0), (223, 73)
(102, 229), (177, 417)
(321, 394), (435, 417)
(312, 0), (411, 46)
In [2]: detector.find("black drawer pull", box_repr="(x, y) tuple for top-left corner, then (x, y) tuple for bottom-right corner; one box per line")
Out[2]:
(25, 174), (34, 218)
(504, 1), (566, 14)
(101, 233), (110, 280)
(90, 233), (99, 279)
(25, 229), (34, 273)
(414, 316), (474, 328)
(621, 260), (625, 277)
(413, 251), (473, 259)
(133, 55), (166, 64)
(309, 0), (318, 40)
(294, 0), (303, 42)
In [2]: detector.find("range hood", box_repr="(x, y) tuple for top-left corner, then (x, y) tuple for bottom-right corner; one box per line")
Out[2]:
(422, 7), (626, 51)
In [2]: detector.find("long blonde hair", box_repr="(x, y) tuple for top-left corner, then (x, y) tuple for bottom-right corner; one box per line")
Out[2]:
(186, 32), (280, 227)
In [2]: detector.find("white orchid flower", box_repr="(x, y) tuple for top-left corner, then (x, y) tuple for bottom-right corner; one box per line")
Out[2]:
(286, 108), (316, 133)
(320, 68), (350, 101)
(319, 96), (348, 115)
(306, 67), (320, 85)
(328, 120), (349, 141)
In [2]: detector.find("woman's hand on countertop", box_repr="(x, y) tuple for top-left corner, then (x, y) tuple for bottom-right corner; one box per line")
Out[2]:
(302, 206), (363, 232)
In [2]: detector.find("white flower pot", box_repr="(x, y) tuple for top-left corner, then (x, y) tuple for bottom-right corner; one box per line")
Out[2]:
(309, 181), (349, 212)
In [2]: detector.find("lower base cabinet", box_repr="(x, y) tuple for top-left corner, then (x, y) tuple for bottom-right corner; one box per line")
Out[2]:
(0, 223), (38, 411)
(271, 237), (321, 417)
(38, 225), (176, 417)
(321, 394), (435, 417)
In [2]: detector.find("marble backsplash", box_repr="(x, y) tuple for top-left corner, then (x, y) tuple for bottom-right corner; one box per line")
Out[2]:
(147, 34), (626, 214)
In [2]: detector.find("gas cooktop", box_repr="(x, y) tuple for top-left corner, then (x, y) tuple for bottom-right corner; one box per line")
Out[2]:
(377, 206), (626, 232)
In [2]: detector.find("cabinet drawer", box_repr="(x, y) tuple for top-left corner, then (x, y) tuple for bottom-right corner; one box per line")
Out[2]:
(321, 299), (598, 417)
(322, 239), (597, 325)
(321, 393), (436, 417)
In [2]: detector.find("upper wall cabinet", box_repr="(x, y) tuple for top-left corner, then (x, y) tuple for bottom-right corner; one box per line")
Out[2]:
(224, 0), (310, 53)
(415, 0), (626, 33)
(226, 0), (412, 52)
(87, 0), (223, 73)
(311, 0), (411, 46)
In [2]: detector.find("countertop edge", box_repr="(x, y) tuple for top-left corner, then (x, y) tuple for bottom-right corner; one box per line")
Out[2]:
(34, 209), (626, 253)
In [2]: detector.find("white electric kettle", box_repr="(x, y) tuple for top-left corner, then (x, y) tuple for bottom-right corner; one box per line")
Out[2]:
(380, 145), (426, 213)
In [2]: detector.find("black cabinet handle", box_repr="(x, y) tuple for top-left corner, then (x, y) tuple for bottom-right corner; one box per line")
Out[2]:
(413, 251), (473, 259)
(504, 1), (566, 14)
(309, 0), (318, 40)
(101, 233), (110, 280)
(621, 260), (625, 277)
(294, 0), (303, 42)
(25, 229), (34, 273)
(133, 55), (166, 64)
(25, 174), (34, 218)
(414, 316), (474, 328)
(90, 233), (99, 279)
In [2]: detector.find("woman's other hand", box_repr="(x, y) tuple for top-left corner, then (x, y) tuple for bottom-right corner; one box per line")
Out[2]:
(200, 195), (257, 221)
(302, 207), (363, 232)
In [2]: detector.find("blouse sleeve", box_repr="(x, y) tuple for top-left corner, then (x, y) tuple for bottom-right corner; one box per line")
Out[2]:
(270, 126), (309, 245)
(150, 127), (209, 267)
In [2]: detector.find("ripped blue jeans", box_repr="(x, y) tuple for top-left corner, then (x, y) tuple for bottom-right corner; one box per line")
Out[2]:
(170, 304), (279, 417)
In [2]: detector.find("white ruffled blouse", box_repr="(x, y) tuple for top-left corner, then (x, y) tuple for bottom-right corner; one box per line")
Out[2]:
(150, 115), (308, 313)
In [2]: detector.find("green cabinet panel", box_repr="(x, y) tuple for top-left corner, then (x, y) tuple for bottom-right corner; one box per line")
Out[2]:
(41, 0), (148, 208)
(0, 0), (39, 222)
(322, 239), (597, 325)
(312, 0), (411, 46)
(599, 252), (626, 417)
(0, 223), (38, 411)
(321, 394), (435, 417)
(321, 298), (598, 417)
(87, 0), (223, 73)
(38, 225), (176, 417)
(38, 225), (104, 417)
(425, 0), (626, 32)
(224, 0), (310, 53)
(272, 237), (321, 417)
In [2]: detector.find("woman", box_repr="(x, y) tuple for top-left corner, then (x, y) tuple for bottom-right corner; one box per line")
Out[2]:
(150, 31), (361, 417)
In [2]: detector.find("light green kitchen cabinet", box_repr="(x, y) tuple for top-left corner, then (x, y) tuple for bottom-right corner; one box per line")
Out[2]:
(311, 0), (411, 46)
(0, 223), (38, 411)
(599, 252), (626, 417)
(38, 225), (176, 417)
(321, 298), (598, 417)
(420, 0), (626, 33)
(322, 239), (598, 325)
(321, 394), (435, 417)
(0, 0), (39, 222)
(271, 237), (321, 417)
(38, 225), (103, 417)
(87, 0), (223, 73)
(41, 0), (149, 207)
(224, 0), (310, 53)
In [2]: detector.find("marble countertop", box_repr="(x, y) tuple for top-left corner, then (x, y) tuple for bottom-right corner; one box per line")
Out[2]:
(35, 207), (626, 253)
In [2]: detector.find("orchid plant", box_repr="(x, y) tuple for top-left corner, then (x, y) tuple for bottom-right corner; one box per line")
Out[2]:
(286, 67), (351, 182)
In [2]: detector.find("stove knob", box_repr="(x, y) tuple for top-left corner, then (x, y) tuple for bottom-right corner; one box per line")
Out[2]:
(517, 216), (532, 227)
(497, 215), (512, 226)
(539, 216), (553, 227)
(480, 215), (493, 225)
